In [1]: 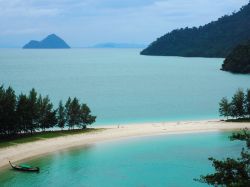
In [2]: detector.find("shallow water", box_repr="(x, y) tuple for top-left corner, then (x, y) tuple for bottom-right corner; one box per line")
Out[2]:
(0, 131), (244, 187)
(0, 49), (250, 125)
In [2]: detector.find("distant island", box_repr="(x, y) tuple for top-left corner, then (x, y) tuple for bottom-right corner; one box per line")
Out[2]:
(23, 34), (70, 49)
(141, 2), (250, 57)
(92, 42), (146, 48)
(221, 42), (250, 74)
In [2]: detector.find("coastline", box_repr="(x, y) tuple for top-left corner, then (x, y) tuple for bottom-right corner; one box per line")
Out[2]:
(1, 120), (250, 169)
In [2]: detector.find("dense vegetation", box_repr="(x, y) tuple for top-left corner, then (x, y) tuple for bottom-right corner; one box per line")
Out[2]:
(141, 2), (250, 57)
(196, 90), (250, 185)
(219, 89), (250, 120)
(0, 85), (96, 138)
(196, 129), (250, 186)
(221, 42), (250, 74)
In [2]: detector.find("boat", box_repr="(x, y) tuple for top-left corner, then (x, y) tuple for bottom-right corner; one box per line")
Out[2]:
(9, 161), (40, 172)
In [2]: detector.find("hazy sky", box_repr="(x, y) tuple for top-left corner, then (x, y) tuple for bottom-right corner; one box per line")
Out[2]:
(0, 0), (248, 47)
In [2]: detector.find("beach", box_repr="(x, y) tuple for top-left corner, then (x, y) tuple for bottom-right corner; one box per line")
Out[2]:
(1, 120), (250, 169)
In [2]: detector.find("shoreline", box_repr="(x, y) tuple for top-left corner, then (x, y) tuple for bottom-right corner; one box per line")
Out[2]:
(1, 119), (250, 169)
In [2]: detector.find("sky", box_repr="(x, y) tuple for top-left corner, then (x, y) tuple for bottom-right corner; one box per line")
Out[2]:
(0, 0), (249, 48)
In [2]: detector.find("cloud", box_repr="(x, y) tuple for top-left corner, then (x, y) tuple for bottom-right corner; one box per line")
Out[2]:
(91, 0), (157, 9)
(0, 0), (61, 17)
(0, 0), (249, 47)
(1, 28), (41, 35)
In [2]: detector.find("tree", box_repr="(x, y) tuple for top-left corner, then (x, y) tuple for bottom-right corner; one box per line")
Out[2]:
(0, 86), (17, 136)
(65, 97), (71, 127)
(16, 94), (29, 133)
(219, 97), (231, 119)
(38, 95), (57, 131)
(67, 97), (81, 130)
(5, 87), (17, 135)
(0, 85), (96, 138)
(78, 104), (96, 129)
(222, 43), (250, 74)
(197, 129), (250, 186)
(245, 89), (250, 117)
(57, 101), (66, 130)
(231, 89), (245, 118)
(27, 88), (39, 134)
(45, 109), (57, 130)
(0, 85), (5, 135)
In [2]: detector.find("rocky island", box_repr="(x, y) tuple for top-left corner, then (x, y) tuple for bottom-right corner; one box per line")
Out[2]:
(23, 34), (70, 49)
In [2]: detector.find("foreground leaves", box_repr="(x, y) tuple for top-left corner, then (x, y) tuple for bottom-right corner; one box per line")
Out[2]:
(196, 129), (250, 187)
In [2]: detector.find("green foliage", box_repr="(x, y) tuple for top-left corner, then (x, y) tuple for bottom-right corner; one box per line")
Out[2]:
(141, 3), (250, 58)
(0, 86), (17, 135)
(16, 94), (29, 133)
(197, 129), (250, 187)
(219, 97), (231, 119)
(57, 101), (66, 130)
(226, 118), (250, 123)
(246, 90), (250, 116)
(219, 89), (250, 120)
(67, 97), (81, 129)
(230, 129), (250, 149)
(222, 42), (250, 74)
(64, 98), (96, 130)
(0, 85), (96, 138)
(37, 95), (57, 131)
(65, 97), (71, 124)
(79, 104), (96, 129)
(27, 88), (39, 133)
(231, 89), (245, 118)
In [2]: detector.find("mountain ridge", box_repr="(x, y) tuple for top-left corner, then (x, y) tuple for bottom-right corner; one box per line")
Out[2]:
(141, 2), (250, 57)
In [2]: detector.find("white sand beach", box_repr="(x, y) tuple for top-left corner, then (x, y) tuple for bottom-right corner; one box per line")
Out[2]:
(1, 120), (250, 169)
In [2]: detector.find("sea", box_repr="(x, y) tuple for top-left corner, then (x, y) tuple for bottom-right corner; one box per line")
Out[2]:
(0, 132), (244, 187)
(0, 48), (249, 186)
(0, 48), (249, 125)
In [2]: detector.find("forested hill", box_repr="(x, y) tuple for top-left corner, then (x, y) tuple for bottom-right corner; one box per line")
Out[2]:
(141, 2), (250, 58)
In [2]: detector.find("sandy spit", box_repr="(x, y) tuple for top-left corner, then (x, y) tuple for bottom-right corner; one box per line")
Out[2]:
(1, 120), (250, 169)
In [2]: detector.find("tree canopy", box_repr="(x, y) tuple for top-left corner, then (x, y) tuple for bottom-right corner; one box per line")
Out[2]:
(219, 89), (250, 120)
(221, 42), (250, 74)
(197, 129), (250, 186)
(0, 85), (96, 138)
(198, 89), (250, 186)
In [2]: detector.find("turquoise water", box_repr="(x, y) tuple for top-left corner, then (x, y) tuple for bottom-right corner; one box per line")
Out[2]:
(0, 49), (250, 125)
(0, 132), (244, 187)
(0, 49), (249, 186)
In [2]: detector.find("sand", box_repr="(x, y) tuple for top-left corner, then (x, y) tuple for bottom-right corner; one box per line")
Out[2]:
(1, 120), (250, 169)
